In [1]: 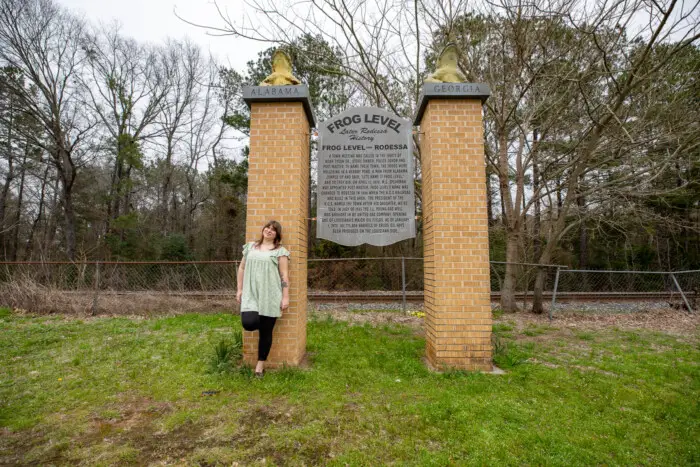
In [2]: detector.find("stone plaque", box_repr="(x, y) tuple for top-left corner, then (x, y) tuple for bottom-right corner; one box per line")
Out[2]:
(317, 107), (415, 246)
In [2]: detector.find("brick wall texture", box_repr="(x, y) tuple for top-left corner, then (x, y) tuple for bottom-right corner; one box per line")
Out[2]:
(419, 98), (493, 371)
(243, 101), (310, 367)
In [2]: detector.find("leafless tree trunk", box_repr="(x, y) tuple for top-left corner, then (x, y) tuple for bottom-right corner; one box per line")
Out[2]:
(157, 40), (201, 234)
(531, 128), (544, 313)
(24, 165), (50, 260)
(9, 140), (28, 260)
(0, 74), (15, 259)
(0, 148), (12, 258)
(42, 175), (60, 259)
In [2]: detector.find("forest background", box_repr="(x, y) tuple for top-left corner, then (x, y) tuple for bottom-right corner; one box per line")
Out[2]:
(0, 0), (698, 312)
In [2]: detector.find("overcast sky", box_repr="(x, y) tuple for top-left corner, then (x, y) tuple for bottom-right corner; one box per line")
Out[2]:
(58, 0), (268, 72)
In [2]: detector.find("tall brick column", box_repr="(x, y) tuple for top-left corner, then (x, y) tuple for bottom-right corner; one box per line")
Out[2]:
(242, 86), (315, 367)
(414, 84), (492, 371)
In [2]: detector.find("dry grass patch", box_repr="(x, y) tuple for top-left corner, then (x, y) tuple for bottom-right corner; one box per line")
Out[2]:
(1, 279), (236, 316)
(311, 306), (423, 330)
(502, 308), (700, 341)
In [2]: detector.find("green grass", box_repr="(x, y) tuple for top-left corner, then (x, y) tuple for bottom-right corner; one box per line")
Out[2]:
(1, 307), (699, 465)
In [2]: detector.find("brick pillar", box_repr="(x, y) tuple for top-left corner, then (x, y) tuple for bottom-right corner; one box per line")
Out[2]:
(415, 85), (492, 371)
(242, 87), (314, 368)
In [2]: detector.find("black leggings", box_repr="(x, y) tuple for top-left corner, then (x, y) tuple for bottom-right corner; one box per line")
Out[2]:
(241, 312), (278, 361)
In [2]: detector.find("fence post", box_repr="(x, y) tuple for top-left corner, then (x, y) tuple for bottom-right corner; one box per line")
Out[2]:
(401, 256), (406, 314)
(670, 273), (693, 313)
(549, 266), (561, 321)
(91, 262), (100, 316)
(234, 261), (240, 313)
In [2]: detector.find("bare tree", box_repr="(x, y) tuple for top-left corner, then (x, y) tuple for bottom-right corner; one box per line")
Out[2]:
(153, 39), (202, 234)
(177, 0), (424, 115)
(0, 66), (24, 259)
(0, 0), (95, 260)
(426, 0), (699, 311)
(181, 56), (231, 249)
(82, 24), (169, 237)
(22, 164), (53, 259)
(525, 0), (700, 312)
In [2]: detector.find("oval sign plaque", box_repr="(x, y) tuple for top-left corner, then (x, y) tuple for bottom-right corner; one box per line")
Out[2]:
(316, 107), (416, 246)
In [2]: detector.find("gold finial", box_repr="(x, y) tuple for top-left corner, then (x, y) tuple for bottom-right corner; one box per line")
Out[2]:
(425, 43), (466, 83)
(260, 49), (302, 86)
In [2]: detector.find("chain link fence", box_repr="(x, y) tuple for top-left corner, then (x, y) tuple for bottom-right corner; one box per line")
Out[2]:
(550, 269), (698, 316)
(0, 262), (241, 315)
(0, 261), (697, 314)
(0, 262), (239, 292)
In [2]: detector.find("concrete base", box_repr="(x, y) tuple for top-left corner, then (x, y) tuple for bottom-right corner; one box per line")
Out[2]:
(244, 351), (310, 370)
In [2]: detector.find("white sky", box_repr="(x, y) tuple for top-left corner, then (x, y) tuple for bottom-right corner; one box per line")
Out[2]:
(58, 0), (268, 72)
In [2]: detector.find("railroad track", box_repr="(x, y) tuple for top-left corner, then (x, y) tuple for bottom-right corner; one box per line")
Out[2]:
(72, 290), (695, 303)
(309, 291), (695, 303)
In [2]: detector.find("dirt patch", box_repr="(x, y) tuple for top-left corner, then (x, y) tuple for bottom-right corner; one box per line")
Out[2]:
(86, 396), (174, 437)
(240, 405), (296, 431)
(0, 395), (217, 465)
(0, 426), (69, 466)
(224, 399), (336, 465)
(80, 395), (213, 464)
(239, 405), (333, 465)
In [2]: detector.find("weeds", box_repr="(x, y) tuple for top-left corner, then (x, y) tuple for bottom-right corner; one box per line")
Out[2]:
(208, 328), (242, 374)
(492, 333), (528, 368)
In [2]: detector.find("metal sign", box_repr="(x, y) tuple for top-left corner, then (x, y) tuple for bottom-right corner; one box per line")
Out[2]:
(317, 107), (415, 246)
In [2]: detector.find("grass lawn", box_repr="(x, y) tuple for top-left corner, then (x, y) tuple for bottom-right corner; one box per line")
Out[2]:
(0, 307), (698, 465)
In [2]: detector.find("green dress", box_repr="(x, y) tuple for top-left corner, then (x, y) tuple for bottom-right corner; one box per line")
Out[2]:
(240, 242), (290, 318)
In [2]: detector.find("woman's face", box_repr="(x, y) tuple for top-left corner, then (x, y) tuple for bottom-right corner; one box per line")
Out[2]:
(263, 225), (278, 241)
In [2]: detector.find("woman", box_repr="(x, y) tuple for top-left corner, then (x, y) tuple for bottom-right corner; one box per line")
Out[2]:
(236, 220), (290, 377)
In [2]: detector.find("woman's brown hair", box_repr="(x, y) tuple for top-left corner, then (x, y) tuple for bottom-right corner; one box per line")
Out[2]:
(255, 220), (282, 249)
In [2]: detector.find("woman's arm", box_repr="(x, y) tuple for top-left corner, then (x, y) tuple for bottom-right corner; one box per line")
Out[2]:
(279, 255), (290, 311)
(236, 255), (246, 304)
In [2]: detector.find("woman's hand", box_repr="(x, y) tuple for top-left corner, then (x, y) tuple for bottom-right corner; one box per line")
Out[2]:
(236, 290), (242, 304)
(281, 297), (289, 312)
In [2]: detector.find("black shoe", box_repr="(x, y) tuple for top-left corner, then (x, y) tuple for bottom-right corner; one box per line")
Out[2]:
(255, 370), (264, 378)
